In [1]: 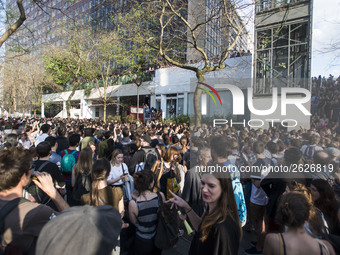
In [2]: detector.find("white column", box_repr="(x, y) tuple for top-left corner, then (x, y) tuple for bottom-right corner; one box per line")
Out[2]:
(150, 94), (156, 109)
(63, 101), (67, 118)
(80, 98), (86, 119)
(116, 97), (120, 116)
(41, 102), (45, 118)
(161, 94), (166, 119)
(184, 92), (188, 115)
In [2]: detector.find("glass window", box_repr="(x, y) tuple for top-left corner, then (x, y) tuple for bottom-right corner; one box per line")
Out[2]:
(178, 98), (184, 115)
(273, 25), (289, 47)
(257, 29), (271, 49)
(290, 23), (307, 45)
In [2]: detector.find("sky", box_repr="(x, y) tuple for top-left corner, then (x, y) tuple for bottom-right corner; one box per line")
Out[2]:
(0, 1), (339, 78)
(312, 0), (340, 77)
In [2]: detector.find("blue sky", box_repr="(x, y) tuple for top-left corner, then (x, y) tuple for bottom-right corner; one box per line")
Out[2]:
(312, 0), (340, 77)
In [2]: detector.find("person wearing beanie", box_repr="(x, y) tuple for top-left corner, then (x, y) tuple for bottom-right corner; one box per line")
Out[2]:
(36, 205), (122, 255)
(128, 134), (160, 175)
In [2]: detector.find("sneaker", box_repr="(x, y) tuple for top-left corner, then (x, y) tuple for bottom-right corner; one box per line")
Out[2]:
(249, 241), (257, 248)
(244, 246), (263, 255)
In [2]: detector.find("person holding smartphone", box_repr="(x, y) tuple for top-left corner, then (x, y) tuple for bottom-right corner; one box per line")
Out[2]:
(107, 149), (129, 212)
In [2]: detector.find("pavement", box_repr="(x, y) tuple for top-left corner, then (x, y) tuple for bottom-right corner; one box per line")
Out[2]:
(163, 226), (257, 255)
(114, 225), (257, 255)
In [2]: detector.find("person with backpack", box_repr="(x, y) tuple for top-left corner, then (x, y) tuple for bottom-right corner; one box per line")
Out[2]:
(0, 147), (69, 255)
(71, 147), (93, 206)
(28, 142), (65, 211)
(128, 134), (160, 175)
(129, 171), (165, 255)
(107, 149), (129, 213)
(60, 134), (80, 205)
(166, 170), (242, 255)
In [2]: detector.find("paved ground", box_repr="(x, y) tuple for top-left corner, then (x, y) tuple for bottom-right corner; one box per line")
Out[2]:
(114, 226), (257, 255)
(163, 227), (257, 255)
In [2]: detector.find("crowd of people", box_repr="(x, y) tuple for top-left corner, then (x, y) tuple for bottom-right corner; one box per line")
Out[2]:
(0, 75), (339, 255)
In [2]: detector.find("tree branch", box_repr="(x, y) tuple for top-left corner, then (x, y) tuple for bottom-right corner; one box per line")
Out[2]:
(0, 0), (26, 48)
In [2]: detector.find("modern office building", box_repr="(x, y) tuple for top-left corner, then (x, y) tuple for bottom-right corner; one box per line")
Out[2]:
(251, 0), (313, 129)
(187, 0), (251, 62)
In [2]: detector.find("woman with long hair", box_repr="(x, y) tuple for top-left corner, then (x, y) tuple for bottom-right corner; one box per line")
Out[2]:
(71, 147), (93, 205)
(160, 146), (185, 199)
(285, 181), (328, 239)
(263, 192), (334, 255)
(310, 179), (340, 235)
(167, 171), (242, 254)
(81, 158), (121, 212)
(107, 148), (129, 212)
(129, 171), (164, 255)
(151, 143), (166, 192)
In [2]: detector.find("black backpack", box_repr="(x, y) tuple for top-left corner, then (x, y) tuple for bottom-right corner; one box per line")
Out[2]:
(0, 198), (27, 254)
(154, 192), (179, 250)
(24, 161), (51, 205)
(72, 174), (91, 205)
(142, 148), (158, 171)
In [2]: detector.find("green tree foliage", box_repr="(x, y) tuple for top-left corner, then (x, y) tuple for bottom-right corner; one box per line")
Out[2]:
(44, 26), (98, 120)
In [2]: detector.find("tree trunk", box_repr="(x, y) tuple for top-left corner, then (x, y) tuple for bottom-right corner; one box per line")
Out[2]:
(103, 80), (107, 123)
(194, 72), (205, 128)
(34, 110), (37, 118)
(66, 82), (80, 121)
(103, 100), (107, 123)
(22, 102), (26, 117)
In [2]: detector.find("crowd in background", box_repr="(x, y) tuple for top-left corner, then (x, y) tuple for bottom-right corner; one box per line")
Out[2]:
(0, 75), (339, 255)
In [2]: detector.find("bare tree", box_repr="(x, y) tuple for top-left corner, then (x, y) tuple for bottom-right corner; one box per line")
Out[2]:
(0, 0), (26, 48)
(2, 53), (60, 116)
(122, 0), (251, 127)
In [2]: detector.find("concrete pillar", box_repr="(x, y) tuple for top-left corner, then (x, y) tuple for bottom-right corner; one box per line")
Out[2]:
(150, 94), (156, 109)
(161, 94), (166, 119)
(116, 97), (120, 116)
(63, 101), (67, 118)
(41, 102), (45, 118)
(184, 92), (188, 115)
(80, 98), (86, 119)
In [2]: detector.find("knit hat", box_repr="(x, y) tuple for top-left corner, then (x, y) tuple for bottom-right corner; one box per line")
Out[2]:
(36, 205), (122, 255)
(141, 134), (151, 144)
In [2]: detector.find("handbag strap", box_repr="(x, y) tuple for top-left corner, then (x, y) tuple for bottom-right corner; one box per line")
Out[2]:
(278, 233), (287, 255)
(156, 192), (163, 207)
(36, 161), (50, 172)
(98, 197), (105, 205)
(121, 163), (128, 175)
